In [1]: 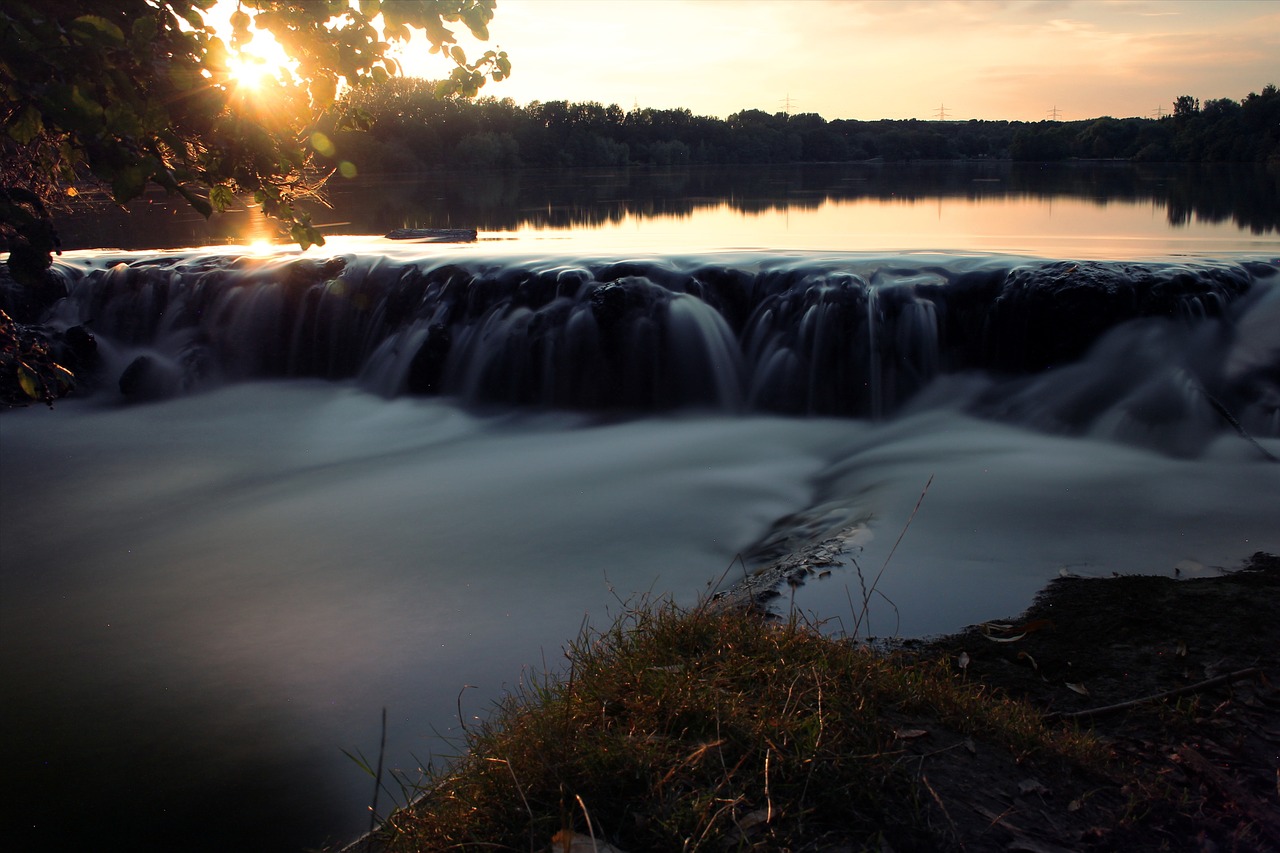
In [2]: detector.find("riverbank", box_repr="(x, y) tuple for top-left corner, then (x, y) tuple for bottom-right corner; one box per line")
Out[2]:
(349, 552), (1278, 852)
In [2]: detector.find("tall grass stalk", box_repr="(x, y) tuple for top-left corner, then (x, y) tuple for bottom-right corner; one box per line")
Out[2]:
(846, 475), (931, 640)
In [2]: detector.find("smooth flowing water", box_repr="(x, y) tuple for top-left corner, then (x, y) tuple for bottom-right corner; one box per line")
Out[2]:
(2, 384), (864, 849)
(3, 164), (1279, 851)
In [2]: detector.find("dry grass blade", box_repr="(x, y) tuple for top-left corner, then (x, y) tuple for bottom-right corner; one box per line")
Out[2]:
(850, 475), (931, 638)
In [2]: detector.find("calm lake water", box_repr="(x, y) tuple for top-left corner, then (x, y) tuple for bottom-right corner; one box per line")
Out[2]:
(4, 162), (1279, 851)
(55, 161), (1280, 257)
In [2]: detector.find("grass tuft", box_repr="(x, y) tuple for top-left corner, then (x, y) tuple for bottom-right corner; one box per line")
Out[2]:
(374, 599), (1106, 851)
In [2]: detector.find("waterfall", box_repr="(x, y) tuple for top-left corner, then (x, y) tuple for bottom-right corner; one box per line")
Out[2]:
(27, 249), (1278, 447)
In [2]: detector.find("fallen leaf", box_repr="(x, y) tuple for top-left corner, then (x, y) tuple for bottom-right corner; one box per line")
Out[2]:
(895, 728), (929, 740)
(1176, 640), (1188, 658)
(982, 632), (1027, 644)
(1017, 651), (1039, 671)
(1018, 778), (1049, 796)
(1068, 798), (1083, 812)
(958, 651), (970, 671)
(1065, 682), (1089, 695)
(723, 807), (774, 845)
(17, 365), (40, 399)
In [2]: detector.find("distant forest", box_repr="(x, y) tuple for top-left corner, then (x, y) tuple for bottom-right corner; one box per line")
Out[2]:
(317, 82), (1280, 173)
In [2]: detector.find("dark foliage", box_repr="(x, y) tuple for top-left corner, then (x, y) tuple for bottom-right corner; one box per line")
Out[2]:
(318, 82), (1280, 172)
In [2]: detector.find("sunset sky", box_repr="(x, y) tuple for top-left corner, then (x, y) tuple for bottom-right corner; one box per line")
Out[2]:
(392, 0), (1279, 121)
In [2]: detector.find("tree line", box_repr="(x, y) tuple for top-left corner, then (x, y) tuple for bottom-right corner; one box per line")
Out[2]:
(317, 81), (1280, 173)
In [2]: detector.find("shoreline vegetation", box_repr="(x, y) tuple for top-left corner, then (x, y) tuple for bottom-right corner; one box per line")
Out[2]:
(316, 82), (1280, 174)
(345, 552), (1279, 853)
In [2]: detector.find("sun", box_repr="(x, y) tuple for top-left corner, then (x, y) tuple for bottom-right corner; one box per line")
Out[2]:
(218, 19), (295, 96)
(226, 52), (276, 92)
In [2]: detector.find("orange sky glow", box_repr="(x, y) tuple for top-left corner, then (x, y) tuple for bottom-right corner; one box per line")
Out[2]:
(207, 1), (1278, 122)
(380, 0), (1278, 121)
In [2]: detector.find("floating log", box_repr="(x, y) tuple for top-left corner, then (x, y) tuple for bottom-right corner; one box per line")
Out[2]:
(383, 228), (477, 242)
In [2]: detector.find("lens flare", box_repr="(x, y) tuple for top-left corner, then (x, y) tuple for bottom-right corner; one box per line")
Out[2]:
(227, 53), (275, 92)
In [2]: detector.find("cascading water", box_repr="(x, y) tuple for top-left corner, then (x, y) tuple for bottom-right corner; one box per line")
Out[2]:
(32, 249), (1277, 435)
(3, 246), (1278, 852)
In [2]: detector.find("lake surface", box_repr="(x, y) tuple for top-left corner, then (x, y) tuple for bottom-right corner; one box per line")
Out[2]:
(3, 163), (1279, 851)
(53, 161), (1280, 257)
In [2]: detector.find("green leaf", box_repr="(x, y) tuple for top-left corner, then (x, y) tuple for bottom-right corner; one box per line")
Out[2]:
(45, 85), (106, 133)
(7, 105), (44, 145)
(174, 183), (213, 218)
(423, 18), (451, 48)
(105, 102), (142, 138)
(358, 0), (382, 18)
(309, 74), (338, 109)
(461, 4), (493, 39)
(209, 184), (236, 212)
(335, 107), (373, 132)
(70, 15), (126, 46)
(17, 365), (40, 400)
(168, 63), (200, 92)
(291, 221), (324, 250)
(205, 37), (228, 71)
(111, 167), (150, 204)
(130, 16), (157, 48)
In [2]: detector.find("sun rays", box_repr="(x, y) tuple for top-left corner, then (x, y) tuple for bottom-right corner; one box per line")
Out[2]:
(225, 51), (278, 93)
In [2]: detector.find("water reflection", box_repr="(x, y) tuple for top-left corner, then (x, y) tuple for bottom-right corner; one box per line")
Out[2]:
(52, 162), (1280, 255)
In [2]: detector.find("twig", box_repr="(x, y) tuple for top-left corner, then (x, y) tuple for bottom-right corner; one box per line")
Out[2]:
(764, 747), (774, 825)
(920, 773), (961, 844)
(851, 557), (871, 638)
(699, 553), (746, 612)
(742, 555), (755, 609)
(457, 684), (477, 734)
(853, 475), (931, 638)
(1046, 667), (1260, 721)
(1197, 384), (1278, 462)
(368, 707), (387, 839)
(574, 793), (598, 852)
(872, 474), (933, 590)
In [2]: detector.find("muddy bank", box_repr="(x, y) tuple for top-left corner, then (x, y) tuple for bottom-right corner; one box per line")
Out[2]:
(713, 544), (1279, 851)
(895, 552), (1280, 851)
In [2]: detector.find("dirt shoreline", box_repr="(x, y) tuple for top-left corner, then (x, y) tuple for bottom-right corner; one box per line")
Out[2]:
(711, 544), (1280, 851)
(889, 551), (1280, 851)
